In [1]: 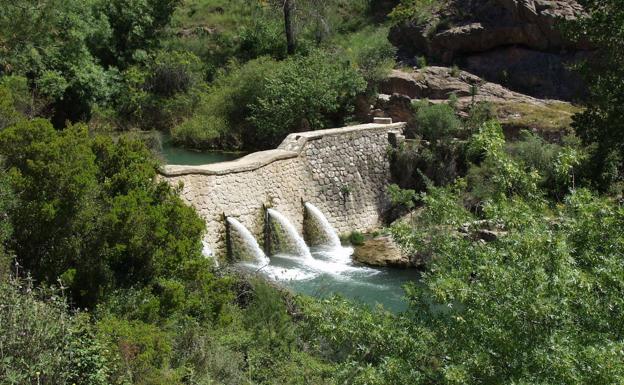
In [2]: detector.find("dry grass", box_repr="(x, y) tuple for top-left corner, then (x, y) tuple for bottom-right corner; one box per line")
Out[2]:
(493, 101), (583, 133)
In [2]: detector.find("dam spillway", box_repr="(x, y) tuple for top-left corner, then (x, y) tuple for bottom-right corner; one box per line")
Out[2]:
(160, 121), (406, 256)
(226, 217), (269, 265)
(304, 202), (342, 248)
(267, 209), (312, 258)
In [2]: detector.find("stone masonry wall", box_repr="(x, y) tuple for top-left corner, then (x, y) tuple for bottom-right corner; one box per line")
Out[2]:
(160, 122), (405, 258)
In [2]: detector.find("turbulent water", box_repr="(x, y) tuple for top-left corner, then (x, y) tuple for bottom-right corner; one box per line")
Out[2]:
(227, 217), (270, 265)
(267, 209), (312, 258)
(244, 245), (419, 313)
(304, 202), (342, 247)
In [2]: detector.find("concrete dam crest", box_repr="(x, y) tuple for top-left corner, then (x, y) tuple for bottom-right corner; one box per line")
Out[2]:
(160, 121), (406, 258)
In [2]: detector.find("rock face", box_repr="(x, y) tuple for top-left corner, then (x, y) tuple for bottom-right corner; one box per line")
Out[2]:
(381, 67), (542, 106)
(377, 67), (580, 139)
(352, 235), (414, 268)
(389, 0), (591, 100)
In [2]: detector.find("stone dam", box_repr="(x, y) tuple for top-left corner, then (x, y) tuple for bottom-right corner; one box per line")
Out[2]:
(160, 121), (406, 258)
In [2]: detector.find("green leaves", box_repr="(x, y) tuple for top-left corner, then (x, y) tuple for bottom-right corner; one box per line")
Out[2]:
(0, 119), (204, 308)
(248, 50), (366, 146)
(564, 0), (624, 191)
(390, 181), (624, 384)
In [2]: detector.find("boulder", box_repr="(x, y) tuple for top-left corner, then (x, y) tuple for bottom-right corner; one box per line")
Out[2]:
(353, 235), (414, 268)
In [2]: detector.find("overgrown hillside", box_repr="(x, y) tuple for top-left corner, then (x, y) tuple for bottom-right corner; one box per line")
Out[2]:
(2, 0), (624, 384)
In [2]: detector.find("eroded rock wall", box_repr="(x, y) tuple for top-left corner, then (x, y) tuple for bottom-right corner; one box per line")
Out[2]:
(389, 0), (590, 100)
(160, 122), (405, 257)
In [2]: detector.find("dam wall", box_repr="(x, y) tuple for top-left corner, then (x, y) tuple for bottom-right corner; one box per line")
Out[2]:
(160, 121), (406, 257)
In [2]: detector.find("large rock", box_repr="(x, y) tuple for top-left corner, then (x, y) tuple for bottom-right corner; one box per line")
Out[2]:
(381, 67), (544, 106)
(378, 67), (581, 139)
(353, 235), (415, 268)
(389, 0), (591, 100)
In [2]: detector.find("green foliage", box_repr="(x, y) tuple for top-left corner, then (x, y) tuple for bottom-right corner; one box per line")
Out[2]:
(564, 0), (624, 191)
(301, 296), (435, 385)
(467, 121), (541, 201)
(389, 0), (441, 24)
(0, 276), (109, 385)
(464, 101), (494, 132)
(0, 167), (15, 276)
(170, 57), (274, 150)
(110, 50), (206, 131)
(413, 101), (462, 142)
(0, 76), (35, 130)
(97, 316), (178, 384)
(349, 231), (366, 246)
(0, 0), (115, 123)
(390, 101), (466, 191)
(388, 183), (417, 211)
(0, 119), (205, 307)
(338, 27), (397, 88)
(98, 0), (182, 69)
(399, 189), (624, 385)
(172, 52), (366, 150)
(248, 51), (366, 147)
(504, 131), (585, 199)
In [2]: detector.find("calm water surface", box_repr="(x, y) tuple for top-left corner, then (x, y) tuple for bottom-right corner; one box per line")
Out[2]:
(161, 135), (244, 165)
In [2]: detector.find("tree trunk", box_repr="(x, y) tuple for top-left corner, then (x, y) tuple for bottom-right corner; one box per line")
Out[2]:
(283, 0), (295, 55)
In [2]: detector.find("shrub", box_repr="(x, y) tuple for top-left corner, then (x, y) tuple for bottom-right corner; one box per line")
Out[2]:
(467, 121), (541, 201)
(389, 0), (442, 24)
(96, 316), (177, 384)
(349, 231), (366, 246)
(170, 57), (274, 150)
(170, 114), (226, 149)
(338, 27), (397, 88)
(0, 276), (110, 385)
(0, 119), (205, 307)
(248, 51), (366, 147)
(413, 101), (462, 141)
(391, 139), (468, 191)
(174, 52), (367, 151)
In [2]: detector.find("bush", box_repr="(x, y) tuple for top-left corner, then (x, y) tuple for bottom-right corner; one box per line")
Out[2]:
(0, 276), (110, 385)
(248, 51), (366, 147)
(412, 101), (462, 141)
(390, 139), (468, 191)
(0, 119), (205, 307)
(349, 231), (366, 246)
(398, 188), (624, 385)
(466, 121), (541, 201)
(96, 316), (177, 384)
(338, 27), (397, 88)
(389, 0), (441, 24)
(170, 57), (274, 150)
(173, 52), (367, 151)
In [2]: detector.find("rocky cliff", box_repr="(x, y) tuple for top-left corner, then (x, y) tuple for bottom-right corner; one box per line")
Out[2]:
(377, 66), (581, 140)
(389, 0), (591, 100)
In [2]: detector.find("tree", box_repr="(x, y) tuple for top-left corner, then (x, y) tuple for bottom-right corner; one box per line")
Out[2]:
(0, 0), (114, 125)
(565, 0), (624, 191)
(0, 119), (205, 307)
(283, 0), (296, 54)
(97, 0), (182, 68)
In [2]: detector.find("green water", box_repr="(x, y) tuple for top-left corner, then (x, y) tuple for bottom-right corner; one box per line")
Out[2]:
(161, 136), (243, 165)
(256, 247), (421, 313)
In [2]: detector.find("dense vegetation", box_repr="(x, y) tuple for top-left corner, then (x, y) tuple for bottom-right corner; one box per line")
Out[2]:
(1, 0), (624, 384)
(0, 0), (395, 151)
